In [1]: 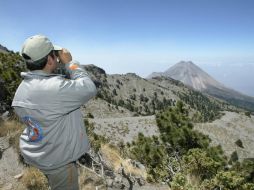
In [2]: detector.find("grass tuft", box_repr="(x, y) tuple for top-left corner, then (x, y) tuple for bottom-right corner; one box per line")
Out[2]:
(21, 167), (48, 190)
(0, 120), (24, 137)
(101, 144), (147, 179)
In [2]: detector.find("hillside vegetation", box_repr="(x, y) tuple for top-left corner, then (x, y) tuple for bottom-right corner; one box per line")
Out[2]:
(125, 102), (254, 189)
(85, 65), (241, 123)
(0, 52), (26, 113)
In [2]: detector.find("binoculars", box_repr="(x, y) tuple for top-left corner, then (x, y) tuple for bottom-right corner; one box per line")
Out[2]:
(54, 50), (59, 57)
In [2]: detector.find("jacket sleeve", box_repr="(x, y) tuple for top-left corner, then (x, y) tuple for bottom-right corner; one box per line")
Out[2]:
(57, 61), (97, 114)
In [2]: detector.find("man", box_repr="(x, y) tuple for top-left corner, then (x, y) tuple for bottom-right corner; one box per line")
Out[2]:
(12, 34), (97, 189)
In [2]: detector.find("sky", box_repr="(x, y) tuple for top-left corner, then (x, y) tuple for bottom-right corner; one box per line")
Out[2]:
(0, 0), (254, 96)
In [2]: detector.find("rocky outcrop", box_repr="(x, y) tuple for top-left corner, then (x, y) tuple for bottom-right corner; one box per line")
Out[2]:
(76, 146), (169, 190)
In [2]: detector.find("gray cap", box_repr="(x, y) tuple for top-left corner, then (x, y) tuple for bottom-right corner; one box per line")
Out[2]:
(21, 34), (62, 62)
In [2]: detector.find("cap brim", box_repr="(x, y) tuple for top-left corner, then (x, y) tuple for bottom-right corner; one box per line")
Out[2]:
(53, 45), (62, 51)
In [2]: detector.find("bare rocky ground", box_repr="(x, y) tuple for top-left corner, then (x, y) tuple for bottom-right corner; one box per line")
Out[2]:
(85, 98), (159, 144)
(194, 111), (254, 160)
(89, 115), (159, 144)
(84, 98), (134, 118)
(0, 137), (26, 190)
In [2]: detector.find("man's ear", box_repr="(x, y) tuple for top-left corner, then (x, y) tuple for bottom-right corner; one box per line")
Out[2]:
(47, 55), (54, 65)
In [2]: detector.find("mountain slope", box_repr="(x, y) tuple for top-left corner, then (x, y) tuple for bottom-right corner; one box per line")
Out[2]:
(85, 64), (237, 122)
(195, 111), (254, 160)
(164, 61), (224, 90)
(148, 61), (254, 112)
(0, 44), (10, 53)
(84, 64), (179, 116)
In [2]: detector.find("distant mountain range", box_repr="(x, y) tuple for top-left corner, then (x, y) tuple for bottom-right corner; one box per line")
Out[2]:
(148, 61), (254, 112)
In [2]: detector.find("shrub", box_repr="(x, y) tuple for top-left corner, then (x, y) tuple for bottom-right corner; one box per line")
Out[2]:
(156, 101), (210, 154)
(183, 148), (221, 181)
(129, 133), (168, 182)
(245, 111), (251, 118)
(21, 167), (48, 190)
(170, 173), (187, 190)
(112, 88), (117, 96)
(87, 112), (94, 118)
(84, 119), (109, 152)
(230, 151), (239, 163)
(215, 171), (245, 189)
(235, 139), (244, 148)
(0, 120), (24, 138)
(239, 158), (254, 183)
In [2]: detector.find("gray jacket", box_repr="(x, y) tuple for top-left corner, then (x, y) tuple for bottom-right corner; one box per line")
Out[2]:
(12, 61), (97, 173)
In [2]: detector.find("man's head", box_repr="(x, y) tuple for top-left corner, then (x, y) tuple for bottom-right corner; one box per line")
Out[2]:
(21, 35), (62, 71)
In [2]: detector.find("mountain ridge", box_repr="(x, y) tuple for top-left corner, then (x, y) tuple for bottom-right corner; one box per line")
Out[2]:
(0, 44), (10, 53)
(147, 61), (254, 111)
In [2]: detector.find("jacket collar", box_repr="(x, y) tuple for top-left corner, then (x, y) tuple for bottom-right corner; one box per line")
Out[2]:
(21, 70), (64, 79)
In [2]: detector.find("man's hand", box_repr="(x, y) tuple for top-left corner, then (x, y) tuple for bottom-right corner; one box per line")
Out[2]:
(59, 48), (72, 64)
